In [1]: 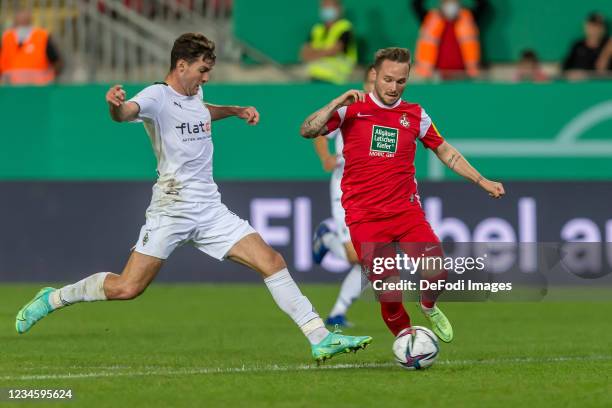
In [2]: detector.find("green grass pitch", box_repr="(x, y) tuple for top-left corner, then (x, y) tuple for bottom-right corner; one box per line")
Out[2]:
(1, 284), (611, 407)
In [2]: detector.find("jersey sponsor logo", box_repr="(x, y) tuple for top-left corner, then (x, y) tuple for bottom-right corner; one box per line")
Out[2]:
(357, 112), (374, 117)
(370, 125), (399, 157)
(173, 101), (183, 109)
(175, 121), (211, 137)
(400, 113), (410, 128)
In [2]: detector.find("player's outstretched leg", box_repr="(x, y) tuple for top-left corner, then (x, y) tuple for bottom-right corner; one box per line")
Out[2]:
(227, 233), (372, 363)
(15, 271), (108, 334)
(15, 252), (162, 334)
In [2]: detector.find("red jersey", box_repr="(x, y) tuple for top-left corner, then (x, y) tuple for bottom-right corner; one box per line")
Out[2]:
(324, 92), (444, 225)
(436, 22), (465, 72)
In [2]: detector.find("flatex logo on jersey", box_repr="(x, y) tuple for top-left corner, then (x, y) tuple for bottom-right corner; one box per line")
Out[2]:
(370, 125), (398, 157)
(175, 121), (211, 142)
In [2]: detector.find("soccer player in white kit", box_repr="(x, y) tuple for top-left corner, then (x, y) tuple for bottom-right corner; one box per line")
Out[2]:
(312, 66), (376, 327)
(15, 33), (371, 362)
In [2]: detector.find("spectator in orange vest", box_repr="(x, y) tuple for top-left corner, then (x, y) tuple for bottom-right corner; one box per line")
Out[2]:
(412, 0), (487, 80)
(0, 8), (63, 85)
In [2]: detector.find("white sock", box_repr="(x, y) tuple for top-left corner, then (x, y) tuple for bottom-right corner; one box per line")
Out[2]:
(49, 272), (109, 310)
(264, 268), (329, 344)
(329, 264), (363, 317)
(322, 232), (348, 261)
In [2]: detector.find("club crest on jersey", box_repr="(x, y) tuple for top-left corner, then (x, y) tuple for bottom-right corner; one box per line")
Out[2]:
(400, 113), (410, 128)
(370, 125), (398, 157)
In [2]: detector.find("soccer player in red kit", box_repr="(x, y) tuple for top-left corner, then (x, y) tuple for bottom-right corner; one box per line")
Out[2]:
(300, 47), (505, 342)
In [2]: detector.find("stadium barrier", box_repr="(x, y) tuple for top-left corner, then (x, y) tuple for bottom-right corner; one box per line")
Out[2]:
(1, 82), (611, 181)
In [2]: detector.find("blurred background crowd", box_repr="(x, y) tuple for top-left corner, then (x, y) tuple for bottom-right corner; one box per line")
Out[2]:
(1, 0), (611, 86)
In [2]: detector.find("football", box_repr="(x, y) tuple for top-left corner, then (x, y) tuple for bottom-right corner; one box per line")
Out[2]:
(392, 326), (440, 370)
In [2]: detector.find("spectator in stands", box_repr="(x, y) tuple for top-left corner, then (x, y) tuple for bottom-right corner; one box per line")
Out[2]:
(300, 0), (357, 84)
(0, 8), (62, 85)
(562, 12), (611, 81)
(596, 39), (612, 76)
(412, 0), (488, 80)
(514, 49), (548, 83)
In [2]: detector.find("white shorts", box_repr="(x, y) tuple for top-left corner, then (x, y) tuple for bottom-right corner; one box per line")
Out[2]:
(134, 196), (255, 260)
(330, 167), (351, 243)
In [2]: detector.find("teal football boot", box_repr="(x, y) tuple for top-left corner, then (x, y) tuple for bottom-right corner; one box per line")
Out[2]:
(15, 287), (55, 334)
(311, 328), (372, 363)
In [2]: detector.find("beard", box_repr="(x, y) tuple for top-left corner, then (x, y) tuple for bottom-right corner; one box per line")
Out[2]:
(374, 87), (400, 106)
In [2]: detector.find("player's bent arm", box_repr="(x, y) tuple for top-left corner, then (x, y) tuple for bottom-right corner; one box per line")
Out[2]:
(109, 101), (140, 122)
(434, 141), (506, 198)
(205, 103), (241, 121)
(300, 102), (339, 138)
(434, 141), (483, 182)
(300, 90), (365, 138)
(105, 84), (139, 122)
(205, 103), (259, 125)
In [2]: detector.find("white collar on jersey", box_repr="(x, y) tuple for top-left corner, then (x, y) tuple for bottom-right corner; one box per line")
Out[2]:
(369, 92), (402, 109)
(166, 83), (202, 99)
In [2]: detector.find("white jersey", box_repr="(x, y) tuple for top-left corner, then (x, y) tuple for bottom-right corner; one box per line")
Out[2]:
(326, 128), (345, 170)
(326, 129), (351, 242)
(130, 83), (220, 203)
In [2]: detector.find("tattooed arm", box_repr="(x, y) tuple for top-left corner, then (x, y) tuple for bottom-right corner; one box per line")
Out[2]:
(434, 141), (505, 198)
(299, 89), (365, 138)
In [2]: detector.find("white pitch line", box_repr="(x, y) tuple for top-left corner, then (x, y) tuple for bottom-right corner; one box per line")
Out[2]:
(18, 365), (130, 371)
(1, 355), (611, 381)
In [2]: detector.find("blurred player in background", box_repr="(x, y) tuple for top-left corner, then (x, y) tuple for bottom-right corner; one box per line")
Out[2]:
(300, 47), (504, 342)
(312, 65), (376, 327)
(15, 32), (371, 363)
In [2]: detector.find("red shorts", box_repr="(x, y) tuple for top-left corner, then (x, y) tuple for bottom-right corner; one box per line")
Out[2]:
(348, 206), (443, 280)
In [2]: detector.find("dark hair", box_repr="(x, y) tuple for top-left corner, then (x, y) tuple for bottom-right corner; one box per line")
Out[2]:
(586, 12), (605, 25)
(520, 49), (538, 63)
(364, 64), (375, 81)
(170, 33), (216, 70)
(373, 47), (411, 69)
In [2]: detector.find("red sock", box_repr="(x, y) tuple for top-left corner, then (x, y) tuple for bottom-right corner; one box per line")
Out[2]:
(380, 302), (411, 336)
(420, 269), (449, 309)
